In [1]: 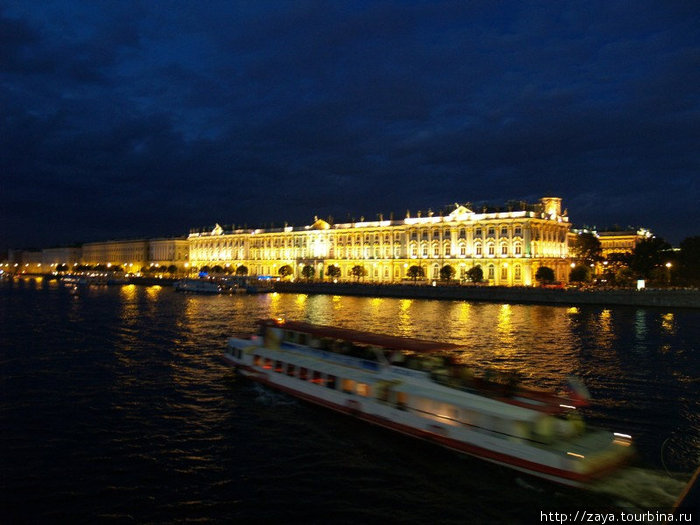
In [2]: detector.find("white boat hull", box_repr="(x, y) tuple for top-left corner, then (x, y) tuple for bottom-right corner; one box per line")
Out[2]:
(222, 348), (633, 487)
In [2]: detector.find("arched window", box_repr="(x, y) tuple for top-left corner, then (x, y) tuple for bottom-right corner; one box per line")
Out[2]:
(487, 264), (495, 280)
(514, 264), (522, 280)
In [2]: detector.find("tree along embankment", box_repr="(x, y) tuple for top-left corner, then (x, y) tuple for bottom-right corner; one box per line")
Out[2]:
(273, 281), (700, 309)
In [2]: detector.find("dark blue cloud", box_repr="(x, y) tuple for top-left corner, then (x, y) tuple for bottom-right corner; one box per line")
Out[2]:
(1, 0), (699, 251)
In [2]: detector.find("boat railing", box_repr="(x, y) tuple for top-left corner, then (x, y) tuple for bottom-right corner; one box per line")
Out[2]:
(406, 405), (579, 449)
(388, 366), (430, 380)
(283, 343), (382, 372)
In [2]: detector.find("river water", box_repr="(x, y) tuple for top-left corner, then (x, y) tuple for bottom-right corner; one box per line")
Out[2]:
(1, 278), (698, 523)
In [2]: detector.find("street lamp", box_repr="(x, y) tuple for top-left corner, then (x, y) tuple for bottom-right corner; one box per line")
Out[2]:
(665, 262), (672, 285)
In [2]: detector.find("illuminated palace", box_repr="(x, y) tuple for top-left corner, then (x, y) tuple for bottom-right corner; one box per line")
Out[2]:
(189, 197), (571, 286)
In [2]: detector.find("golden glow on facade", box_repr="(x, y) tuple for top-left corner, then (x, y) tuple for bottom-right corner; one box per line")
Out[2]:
(188, 197), (572, 286)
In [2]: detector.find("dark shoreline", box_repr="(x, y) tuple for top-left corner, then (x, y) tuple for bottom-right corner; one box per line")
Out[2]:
(272, 281), (700, 309)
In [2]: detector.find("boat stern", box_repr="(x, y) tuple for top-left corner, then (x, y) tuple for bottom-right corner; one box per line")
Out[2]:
(565, 431), (635, 483)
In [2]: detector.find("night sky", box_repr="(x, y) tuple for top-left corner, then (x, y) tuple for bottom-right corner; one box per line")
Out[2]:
(2, 1), (699, 252)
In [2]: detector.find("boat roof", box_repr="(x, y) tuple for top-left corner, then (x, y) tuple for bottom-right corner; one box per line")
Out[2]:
(258, 318), (462, 353)
(393, 381), (543, 420)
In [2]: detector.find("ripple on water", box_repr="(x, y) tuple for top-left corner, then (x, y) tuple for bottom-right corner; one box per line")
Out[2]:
(0, 283), (698, 522)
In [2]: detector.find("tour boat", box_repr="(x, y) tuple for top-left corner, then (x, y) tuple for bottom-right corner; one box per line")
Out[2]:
(222, 319), (634, 486)
(174, 278), (222, 294)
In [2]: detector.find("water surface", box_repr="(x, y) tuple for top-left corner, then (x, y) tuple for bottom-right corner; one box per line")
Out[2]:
(1, 280), (697, 523)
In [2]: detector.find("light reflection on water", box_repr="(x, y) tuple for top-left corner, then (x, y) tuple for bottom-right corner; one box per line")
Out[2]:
(181, 290), (697, 454)
(1, 282), (698, 521)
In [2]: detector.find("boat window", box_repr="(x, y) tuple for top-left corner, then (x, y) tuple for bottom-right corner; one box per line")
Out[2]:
(253, 354), (261, 366)
(396, 391), (408, 410)
(275, 360), (283, 373)
(263, 358), (272, 370)
(376, 383), (390, 403)
(341, 378), (356, 394)
(326, 375), (336, 390)
(356, 383), (370, 397)
(286, 364), (296, 377)
(461, 410), (474, 426)
(299, 367), (308, 380)
(298, 333), (308, 345)
(312, 370), (323, 384)
(284, 331), (295, 342)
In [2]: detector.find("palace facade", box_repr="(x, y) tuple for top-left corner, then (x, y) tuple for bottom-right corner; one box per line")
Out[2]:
(188, 197), (572, 286)
(80, 237), (188, 271)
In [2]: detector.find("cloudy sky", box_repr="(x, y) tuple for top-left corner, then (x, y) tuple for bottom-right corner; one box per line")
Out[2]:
(2, 1), (699, 251)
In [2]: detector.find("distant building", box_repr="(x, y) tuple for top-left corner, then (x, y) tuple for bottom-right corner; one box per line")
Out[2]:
(14, 250), (43, 273)
(42, 246), (82, 269)
(81, 239), (149, 270)
(148, 237), (189, 272)
(188, 196), (572, 286)
(78, 238), (188, 273)
(568, 228), (652, 258)
(597, 229), (652, 258)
